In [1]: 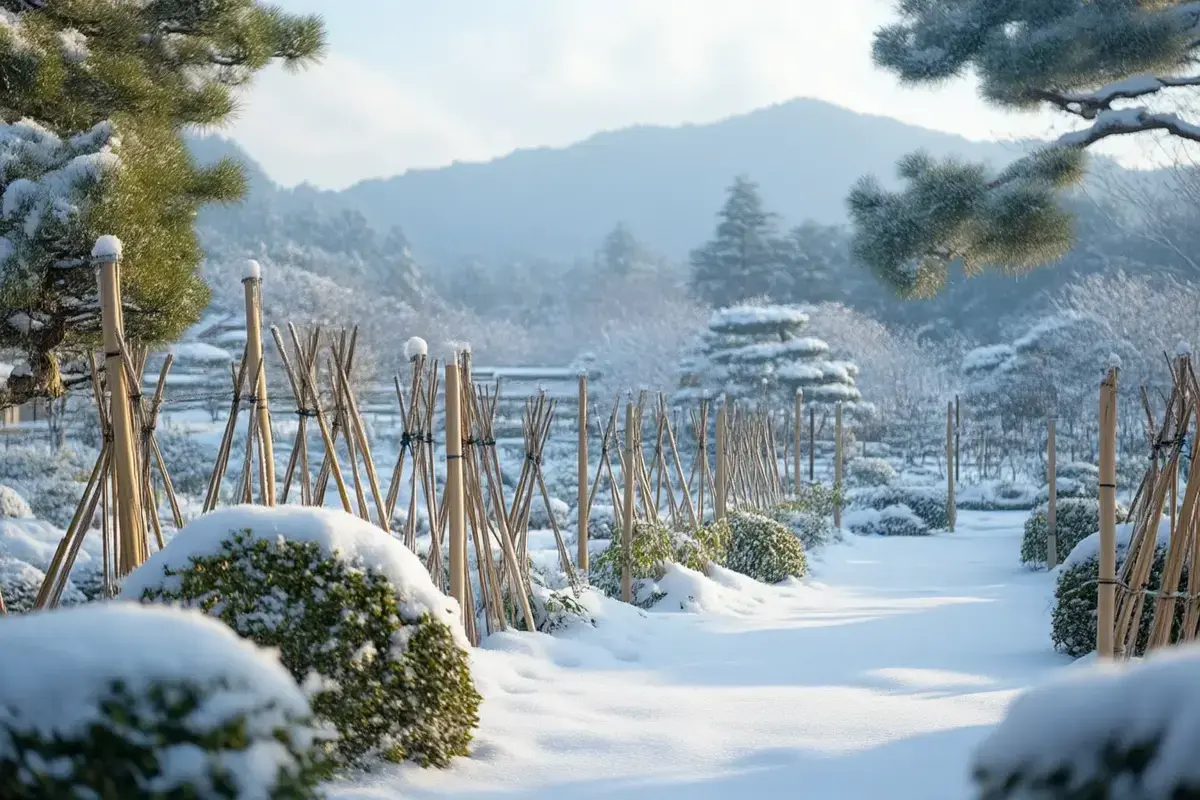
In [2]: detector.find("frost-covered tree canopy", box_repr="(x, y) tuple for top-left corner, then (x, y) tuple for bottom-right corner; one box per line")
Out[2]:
(690, 176), (780, 305)
(0, 1), (325, 407)
(848, 0), (1200, 298)
(676, 303), (862, 410)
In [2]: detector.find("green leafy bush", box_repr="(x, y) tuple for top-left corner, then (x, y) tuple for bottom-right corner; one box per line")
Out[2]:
(726, 511), (808, 583)
(122, 506), (481, 769)
(1020, 497), (1127, 568)
(1052, 524), (1183, 659)
(0, 603), (329, 799)
(590, 519), (728, 607)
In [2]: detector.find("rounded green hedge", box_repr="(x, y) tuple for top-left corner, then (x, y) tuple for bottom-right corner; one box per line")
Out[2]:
(122, 506), (481, 769)
(1020, 497), (1128, 568)
(590, 519), (728, 607)
(1052, 532), (1185, 659)
(0, 603), (328, 799)
(726, 511), (807, 583)
(847, 504), (930, 537)
(846, 457), (897, 488)
(850, 486), (948, 531)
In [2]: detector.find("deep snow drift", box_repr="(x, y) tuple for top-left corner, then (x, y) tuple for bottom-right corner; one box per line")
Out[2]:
(330, 511), (1069, 799)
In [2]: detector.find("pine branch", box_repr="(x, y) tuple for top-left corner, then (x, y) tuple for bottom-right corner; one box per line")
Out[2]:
(1055, 108), (1200, 149)
(1029, 75), (1200, 119)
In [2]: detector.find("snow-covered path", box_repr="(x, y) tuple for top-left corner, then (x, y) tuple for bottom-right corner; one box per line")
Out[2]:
(332, 511), (1071, 799)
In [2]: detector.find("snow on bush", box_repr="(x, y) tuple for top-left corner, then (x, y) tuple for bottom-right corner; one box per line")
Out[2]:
(1021, 497), (1127, 569)
(770, 483), (842, 549)
(0, 603), (329, 799)
(582, 504), (617, 540)
(1034, 461), (1100, 505)
(528, 496), (570, 531)
(589, 519), (726, 609)
(846, 457), (897, 488)
(155, 428), (217, 497)
(972, 643), (1200, 799)
(1052, 520), (1178, 659)
(725, 511), (807, 584)
(0, 486), (30, 519)
(121, 505), (482, 768)
(27, 479), (86, 530)
(846, 505), (930, 537)
(849, 485), (949, 531)
(957, 480), (1038, 511)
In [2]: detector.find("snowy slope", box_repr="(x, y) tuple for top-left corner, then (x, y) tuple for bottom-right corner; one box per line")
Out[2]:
(330, 511), (1068, 799)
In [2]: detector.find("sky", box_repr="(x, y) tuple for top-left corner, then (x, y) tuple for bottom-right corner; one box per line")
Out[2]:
(226, 1), (1091, 190)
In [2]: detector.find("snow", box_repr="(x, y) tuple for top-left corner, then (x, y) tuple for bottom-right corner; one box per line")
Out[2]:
(1061, 518), (1172, 571)
(711, 304), (810, 331)
(972, 642), (1200, 796)
(57, 28), (89, 63)
(329, 511), (1068, 798)
(170, 341), (234, 363)
(119, 505), (468, 648)
(91, 234), (122, 261)
(404, 336), (429, 361)
(244, 259), (262, 281)
(0, 603), (323, 797)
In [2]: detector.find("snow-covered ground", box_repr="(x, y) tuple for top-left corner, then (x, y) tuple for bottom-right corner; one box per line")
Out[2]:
(331, 511), (1070, 799)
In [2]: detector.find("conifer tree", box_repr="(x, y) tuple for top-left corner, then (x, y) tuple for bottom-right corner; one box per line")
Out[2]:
(598, 222), (650, 277)
(0, 0), (325, 406)
(690, 176), (780, 305)
(848, 0), (1200, 299)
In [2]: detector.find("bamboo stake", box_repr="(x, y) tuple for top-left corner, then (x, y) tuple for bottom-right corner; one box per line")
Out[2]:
(809, 407), (816, 482)
(445, 357), (467, 624)
(1097, 366), (1119, 659)
(578, 372), (589, 573)
(947, 401), (956, 533)
(94, 237), (145, 575)
(834, 402), (844, 530)
(243, 261), (276, 505)
(715, 404), (728, 521)
(622, 401), (636, 604)
(1047, 417), (1058, 569)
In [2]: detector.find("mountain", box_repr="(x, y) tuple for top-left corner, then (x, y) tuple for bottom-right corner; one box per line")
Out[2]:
(314, 98), (1032, 263)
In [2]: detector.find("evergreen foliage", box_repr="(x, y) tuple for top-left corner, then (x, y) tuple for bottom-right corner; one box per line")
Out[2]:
(0, 1), (325, 406)
(690, 176), (780, 305)
(675, 303), (862, 410)
(849, 0), (1199, 296)
(725, 511), (808, 583)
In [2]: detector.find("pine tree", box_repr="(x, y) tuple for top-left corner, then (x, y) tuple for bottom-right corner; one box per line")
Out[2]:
(675, 303), (862, 412)
(598, 222), (650, 277)
(772, 221), (849, 306)
(690, 176), (780, 305)
(0, 1), (325, 406)
(848, 0), (1198, 298)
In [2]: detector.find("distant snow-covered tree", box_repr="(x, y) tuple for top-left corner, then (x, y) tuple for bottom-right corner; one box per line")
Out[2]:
(848, 0), (1200, 298)
(690, 177), (780, 305)
(675, 303), (862, 411)
(598, 223), (654, 277)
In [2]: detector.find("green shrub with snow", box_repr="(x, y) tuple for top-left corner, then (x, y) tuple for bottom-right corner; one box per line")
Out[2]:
(726, 511), (807, 583)
(957, 480), (1037, 511)
(590, 519), (727, 608)
(771, 484), (841, 549)
(1021, 497), (1127, 568)
(846, 505), (930, 537)
(972, 643), (1200, 800)
(1051, 521), (1182, 659)
(847, 457), (897, 488)
(0, 603), (329, 799)
(1034, 461), (1100, 506)
(849, 485), (949, 531)
(155, 428), (217, 497)
(122, 506), (481, 768)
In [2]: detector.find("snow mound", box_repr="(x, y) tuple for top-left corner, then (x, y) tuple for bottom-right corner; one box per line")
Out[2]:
(0, 603), (326, 798)
(119, 504), (466, 647)
(0, 485), (31, 518)
(973, 643), (1200, 798)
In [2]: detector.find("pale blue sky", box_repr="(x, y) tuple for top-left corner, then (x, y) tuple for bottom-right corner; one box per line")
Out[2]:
(226, 2), (1094, 189)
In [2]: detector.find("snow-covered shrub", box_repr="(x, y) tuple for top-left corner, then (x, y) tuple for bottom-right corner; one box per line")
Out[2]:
(957, 480), (1037, 511)
(679, 519), (731, 570)
(0, 603), (329, 798)
(972, 643), (1200, 799)
(590, 519), (725, 608)
(582, 504), (617, 540)
(725, 511), (807, 583)
(0, 487), (31, 519)
(529, 581), (597, 633)
(1021, 497), (1127, 569)
(0, 556), (45, 613)
(26, 479), (86, 530)
(528, 496), (570, 530)
(849, 485), (949, 531)
(122, 505), (481, 768)
(1052, 522), (1180, 659)
(155, 428), (216, 497)
(846, 505), (930, 537)
(847, 457), (897, 488)
(771, 506), (837, 549)
(1034, 461), (1100, 505)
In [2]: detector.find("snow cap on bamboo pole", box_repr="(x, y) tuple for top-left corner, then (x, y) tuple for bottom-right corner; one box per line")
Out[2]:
(1178, 341), (1192, 358)
(91, 235), (123, 262)
(1107, 353), (1122, 371)
(404, 336), (428, 362)
(242, 259), (262, 282)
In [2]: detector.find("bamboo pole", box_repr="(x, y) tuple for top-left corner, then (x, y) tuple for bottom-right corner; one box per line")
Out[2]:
(809, 407), (815, 482)
(794, 391), (802, 494)
(834, 402), (844, 530)
(1097, 366), (1119, 659)
(954, 394), (961, 483)
(444, 356), (467, 624)
(622, 402), (635, 604)
(242, 261), (275, 505)
(578, 373), (589, 573)
(93, 236), (145, 576)
(1047, 417), (1058, 569)
(715, 404), (728, 521)
(946, 400), (956, 533)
